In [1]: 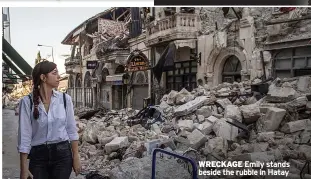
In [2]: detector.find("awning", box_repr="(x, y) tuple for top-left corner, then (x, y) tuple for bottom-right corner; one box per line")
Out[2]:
(174, 39), (196, 49)
(2, 37), (33, 77)
(106, 73), (125, 85)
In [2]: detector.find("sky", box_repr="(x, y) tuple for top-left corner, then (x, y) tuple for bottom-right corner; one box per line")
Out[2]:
(9, 7), (109, 74)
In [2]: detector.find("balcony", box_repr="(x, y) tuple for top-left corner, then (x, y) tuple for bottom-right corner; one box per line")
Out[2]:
(64, 56), (81, 66)
(65, 65), (81, 74)
(145, 13), (201, 46)
(64, 56), (81, 74)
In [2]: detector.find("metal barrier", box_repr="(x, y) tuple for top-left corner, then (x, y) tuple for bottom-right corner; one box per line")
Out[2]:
(151, 148), (198, 179)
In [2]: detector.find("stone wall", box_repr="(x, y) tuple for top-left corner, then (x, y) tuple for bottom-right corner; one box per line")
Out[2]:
(197, 7), (311, 86)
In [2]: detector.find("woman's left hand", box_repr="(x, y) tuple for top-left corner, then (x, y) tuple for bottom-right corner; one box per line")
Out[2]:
(73, 154), (81, 176)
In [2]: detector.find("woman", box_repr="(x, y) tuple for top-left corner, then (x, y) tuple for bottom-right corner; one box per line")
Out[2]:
(17, 61), (81, 179)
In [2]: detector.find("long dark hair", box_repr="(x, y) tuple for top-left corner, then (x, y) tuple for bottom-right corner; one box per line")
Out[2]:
(31, 61), (57, 119)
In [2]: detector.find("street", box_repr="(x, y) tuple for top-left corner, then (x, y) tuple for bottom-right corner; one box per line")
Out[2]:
(3, 109), (20, 179)
(2, 109), (84, 179)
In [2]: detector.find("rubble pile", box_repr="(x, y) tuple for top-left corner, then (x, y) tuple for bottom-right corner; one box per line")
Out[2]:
(76, 76), (311, 179)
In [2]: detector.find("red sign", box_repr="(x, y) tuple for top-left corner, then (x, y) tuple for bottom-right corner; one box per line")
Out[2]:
(125, 49), (149, 72)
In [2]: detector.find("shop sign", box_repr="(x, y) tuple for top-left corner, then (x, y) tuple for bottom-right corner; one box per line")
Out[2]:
(125, 49), (149, 72)
(86, 61), (98, 69)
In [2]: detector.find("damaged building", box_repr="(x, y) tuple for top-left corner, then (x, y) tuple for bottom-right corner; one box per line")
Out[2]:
(62, 7), (311, 110)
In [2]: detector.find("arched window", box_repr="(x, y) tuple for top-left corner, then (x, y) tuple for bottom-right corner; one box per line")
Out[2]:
(115, 65), (125, 74)
(84, 71), (91, 87)
(84, 71), (93, 108)
(76, 73), (82, 87)
(222, 55), (242, 83)
(68, 75), (74, 88)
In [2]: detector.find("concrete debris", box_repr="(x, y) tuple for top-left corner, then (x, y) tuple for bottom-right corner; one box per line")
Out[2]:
(187, 129), (208, 150)
(213, 119), (239, 141)
(108, 157), (191, 179)
(196, 106), (212, 118)
(177, 120), (194, 132)
(203, 137), (228, 158)
(266, 86), (298, 103)
(175, 88), (195, 105)
(281, 119), (311, 133)
(105, 137), (129, 154)
(74, 76), (311, 175)
(240, 103), (261, 124)
(257, 107), (286, 132)
(199, 121), (214, 135)
(166, 90), (178, 105)
(174, 96), (207, 116)
(257, 132), (275, 142)
(224, 105), (242, 122)
(216, 98), (233, 109)
(297, 76), (311, 92)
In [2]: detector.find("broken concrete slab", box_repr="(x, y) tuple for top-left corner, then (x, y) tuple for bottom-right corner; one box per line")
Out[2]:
(196, 106), (212, 118)
(299, 130), (311, 144)
(175, 88), (195, 105)
(105, 137), (129, 154)
(98, 133), (119, 146)
(158, 138), (176, 150)
(206, 115), (219, 124)
(266, 86), (298, 103)
(109, 156), (191, 179)
(224, 105), (242, 122)
(177, 120), (194, 132)
(187, 129), (208, 150)
(285, 96), (308, 109)
(257, 132), (275, 142)
(203, 137), (228, 158)
(257, 107), (286, 132)
(298, 145), (311, 160)
(167, 90), (178, 105)
(213, 119), (239, 141)
(281, 119), (311, 133)
(240, 103), (261, 124)
(216, 98), (233, 109)
(253, 142), (269, 152)
(174, 96), (207, 116)
(197, 115), (205, 123)
(82, 121), (101, 144)
(231, 151), (276, 163)
(200, 121), (214, 135)
(297, 76), (310, 92)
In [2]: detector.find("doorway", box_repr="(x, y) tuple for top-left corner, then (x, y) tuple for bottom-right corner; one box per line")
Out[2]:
(222, 55), (242, 83)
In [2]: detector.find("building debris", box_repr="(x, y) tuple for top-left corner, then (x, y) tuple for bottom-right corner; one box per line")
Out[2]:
(75, 76), (311, 178)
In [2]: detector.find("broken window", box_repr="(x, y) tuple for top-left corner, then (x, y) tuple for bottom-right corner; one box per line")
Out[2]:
(166, 60), (197, 93)
(115, 65), (125, 74)
(273, 46), (311, 78)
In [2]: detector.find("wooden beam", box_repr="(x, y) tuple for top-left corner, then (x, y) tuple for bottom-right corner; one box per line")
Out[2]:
(117, 9), (129, 21)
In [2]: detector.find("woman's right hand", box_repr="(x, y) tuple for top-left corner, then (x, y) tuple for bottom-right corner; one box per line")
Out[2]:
(20, 169), (33, 179)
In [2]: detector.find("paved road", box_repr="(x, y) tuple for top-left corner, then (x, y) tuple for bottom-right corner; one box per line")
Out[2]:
(3, 109), (20, 179)
(2, 109), (84, 179)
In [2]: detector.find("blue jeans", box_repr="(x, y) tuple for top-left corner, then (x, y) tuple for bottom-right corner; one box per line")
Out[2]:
(29, 141), (73, 179)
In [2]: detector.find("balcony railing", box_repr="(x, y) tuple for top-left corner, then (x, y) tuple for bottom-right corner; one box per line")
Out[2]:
(64, 56), (81, 66)
(147, 13), (200, 36)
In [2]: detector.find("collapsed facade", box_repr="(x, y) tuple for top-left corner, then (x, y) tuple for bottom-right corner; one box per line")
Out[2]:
(62, 7), (311, 110)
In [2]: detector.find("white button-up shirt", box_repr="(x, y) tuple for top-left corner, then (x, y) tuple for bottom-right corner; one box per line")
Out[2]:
(17, 90), (79, 154)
